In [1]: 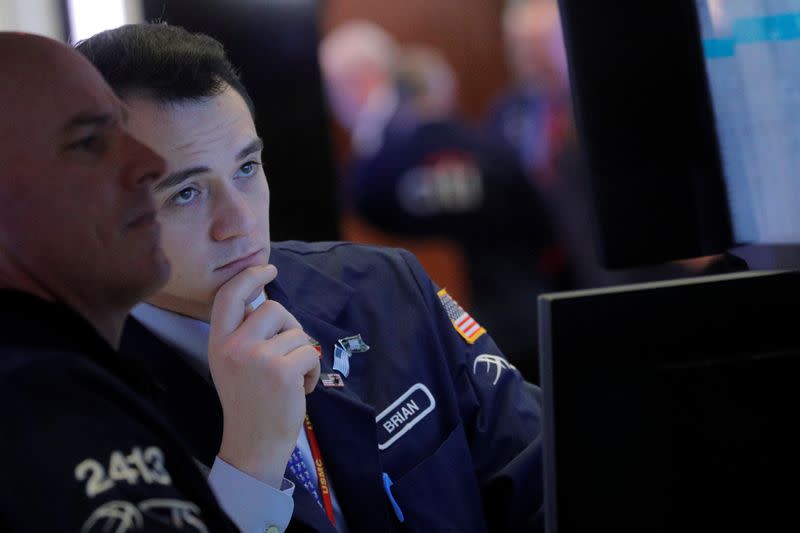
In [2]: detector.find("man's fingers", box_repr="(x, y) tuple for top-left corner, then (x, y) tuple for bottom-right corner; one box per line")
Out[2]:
(255, 343), (320, 394)
(255, 328), (311, 362)
(303, 360), (322, 394)
(211, 265), (277, 340)
(236, 300), (303, 342)
(284, 345), (321, 395)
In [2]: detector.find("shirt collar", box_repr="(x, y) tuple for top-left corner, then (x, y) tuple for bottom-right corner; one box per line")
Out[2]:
(129, 293), (267, 377)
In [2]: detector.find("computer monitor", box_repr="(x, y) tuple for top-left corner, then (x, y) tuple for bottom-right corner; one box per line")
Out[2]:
(557, 0), (800, 268)
(538, 270), (800, 532)
(695, 1), (800, 245)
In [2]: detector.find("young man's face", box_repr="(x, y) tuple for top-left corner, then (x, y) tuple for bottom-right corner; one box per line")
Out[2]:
(0, 38), (169, 311)
(124, 86), (271, 320)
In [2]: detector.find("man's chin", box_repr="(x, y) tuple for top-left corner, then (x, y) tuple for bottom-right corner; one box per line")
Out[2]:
(134, 251), (171, 300)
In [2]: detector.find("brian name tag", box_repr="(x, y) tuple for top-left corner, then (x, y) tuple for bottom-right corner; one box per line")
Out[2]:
(376, 383), (436, 450)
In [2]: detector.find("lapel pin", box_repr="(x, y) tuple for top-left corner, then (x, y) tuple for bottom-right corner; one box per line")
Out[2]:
(308, 336), (322, 358)
(321, 372), (345, 388)
(338, 333), (370, 353)
(332, 344), (351, 377)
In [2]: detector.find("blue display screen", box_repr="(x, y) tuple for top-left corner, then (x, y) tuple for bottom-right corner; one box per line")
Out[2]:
(696, 1), (800, 243)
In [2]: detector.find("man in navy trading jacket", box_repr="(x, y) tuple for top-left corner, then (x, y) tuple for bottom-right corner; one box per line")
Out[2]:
(0, 33), (312, 531)
(79, 23), (544, 532)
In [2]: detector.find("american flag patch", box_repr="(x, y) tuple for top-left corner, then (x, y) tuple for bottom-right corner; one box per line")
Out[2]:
(437, 288), (486, 344)
(321, 373), (344, 387)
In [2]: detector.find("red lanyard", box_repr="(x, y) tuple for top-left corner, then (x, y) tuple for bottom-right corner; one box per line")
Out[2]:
(304, 414), (337, 527)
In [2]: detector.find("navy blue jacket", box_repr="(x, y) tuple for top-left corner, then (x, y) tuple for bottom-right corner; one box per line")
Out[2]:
(0, 291), (237, 532)
(121, 241), (544, 532)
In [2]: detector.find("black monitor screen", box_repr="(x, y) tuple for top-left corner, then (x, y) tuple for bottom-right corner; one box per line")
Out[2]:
(696, 1), (800, 244)
(538, 271), (800, 532)
(557, 0), (734, 268)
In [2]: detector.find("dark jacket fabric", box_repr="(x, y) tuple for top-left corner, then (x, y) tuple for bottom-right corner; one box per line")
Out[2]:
(0, 290), (237, 532)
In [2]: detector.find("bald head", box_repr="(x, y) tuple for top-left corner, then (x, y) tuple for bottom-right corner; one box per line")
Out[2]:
(319, 21), (399, 130)
(0, 34), (115, 166)
(0, 32), (168, 346)
(502, 0), (567, 89)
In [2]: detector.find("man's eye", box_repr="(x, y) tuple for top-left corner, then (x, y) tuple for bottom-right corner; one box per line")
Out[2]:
(68, 135), (103, 153)
(236, 161), (261, 178)
(171, 187), (200, 206)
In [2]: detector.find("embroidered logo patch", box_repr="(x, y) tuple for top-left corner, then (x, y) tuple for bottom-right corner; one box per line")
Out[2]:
(376, 383), (436, 450)
(473, 354), (516, 385)
(437, 288), (486, 344)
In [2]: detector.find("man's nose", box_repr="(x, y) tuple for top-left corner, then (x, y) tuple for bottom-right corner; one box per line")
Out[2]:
(210, 185), (258, 241)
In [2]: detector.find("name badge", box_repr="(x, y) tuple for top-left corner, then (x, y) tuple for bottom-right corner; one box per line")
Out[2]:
(376, 383), (436, 450)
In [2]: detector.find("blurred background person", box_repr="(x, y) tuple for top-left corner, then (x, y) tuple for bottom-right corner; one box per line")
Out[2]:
(322, 23), (566, 381)
(320, 20), (403, 166)
(487, 0), (572, 188)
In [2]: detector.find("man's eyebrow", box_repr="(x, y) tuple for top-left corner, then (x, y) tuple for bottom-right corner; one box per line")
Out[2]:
(153, 138), (264, 194)
(236, 138), (264, 160)
(63, 112), (113, 131)
(154, 166), (210, 194)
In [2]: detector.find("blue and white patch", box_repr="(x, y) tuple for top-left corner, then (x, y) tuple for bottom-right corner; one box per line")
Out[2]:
(332, 345), (351, 377)
(376, 383), (436, 450)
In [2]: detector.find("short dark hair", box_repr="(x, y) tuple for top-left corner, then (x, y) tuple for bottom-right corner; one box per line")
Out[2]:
(76, 23), (255, 117)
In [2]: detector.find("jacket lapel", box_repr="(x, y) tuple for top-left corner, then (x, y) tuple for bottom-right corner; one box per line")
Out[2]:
(268, 249), (395, 531)
(293, 309), (395, 532)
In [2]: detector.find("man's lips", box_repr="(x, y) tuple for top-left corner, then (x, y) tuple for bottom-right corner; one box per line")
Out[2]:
(214, 248), (266, 272)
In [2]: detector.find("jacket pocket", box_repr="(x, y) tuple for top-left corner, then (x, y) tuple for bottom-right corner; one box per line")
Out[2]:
(386, 423), (488, 532)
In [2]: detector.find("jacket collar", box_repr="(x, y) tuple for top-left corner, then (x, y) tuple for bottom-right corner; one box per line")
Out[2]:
(268, 244), (355, 324)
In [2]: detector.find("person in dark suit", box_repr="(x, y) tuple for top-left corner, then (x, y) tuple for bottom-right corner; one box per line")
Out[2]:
(350, 45), (568, 381)
(79, 23), (545, 532)
(0, 32), (240, 532)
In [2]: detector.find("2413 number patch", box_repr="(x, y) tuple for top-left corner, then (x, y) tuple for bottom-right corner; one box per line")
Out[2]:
(74, 446), (172, 498)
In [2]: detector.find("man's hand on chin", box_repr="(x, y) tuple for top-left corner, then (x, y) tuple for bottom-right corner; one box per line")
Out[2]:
(208, 264), (321, 487)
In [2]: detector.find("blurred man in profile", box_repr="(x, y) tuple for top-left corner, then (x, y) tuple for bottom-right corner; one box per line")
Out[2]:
(0, 32), (243, 532)
(319, 20), (403, 161)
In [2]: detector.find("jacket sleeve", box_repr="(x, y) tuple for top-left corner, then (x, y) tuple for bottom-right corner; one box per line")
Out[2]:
(396, 248), (545, 533)
(0, 354), (236, 532)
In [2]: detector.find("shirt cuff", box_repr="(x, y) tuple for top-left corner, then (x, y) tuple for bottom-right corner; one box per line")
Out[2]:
(208, 456), (294, 533)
